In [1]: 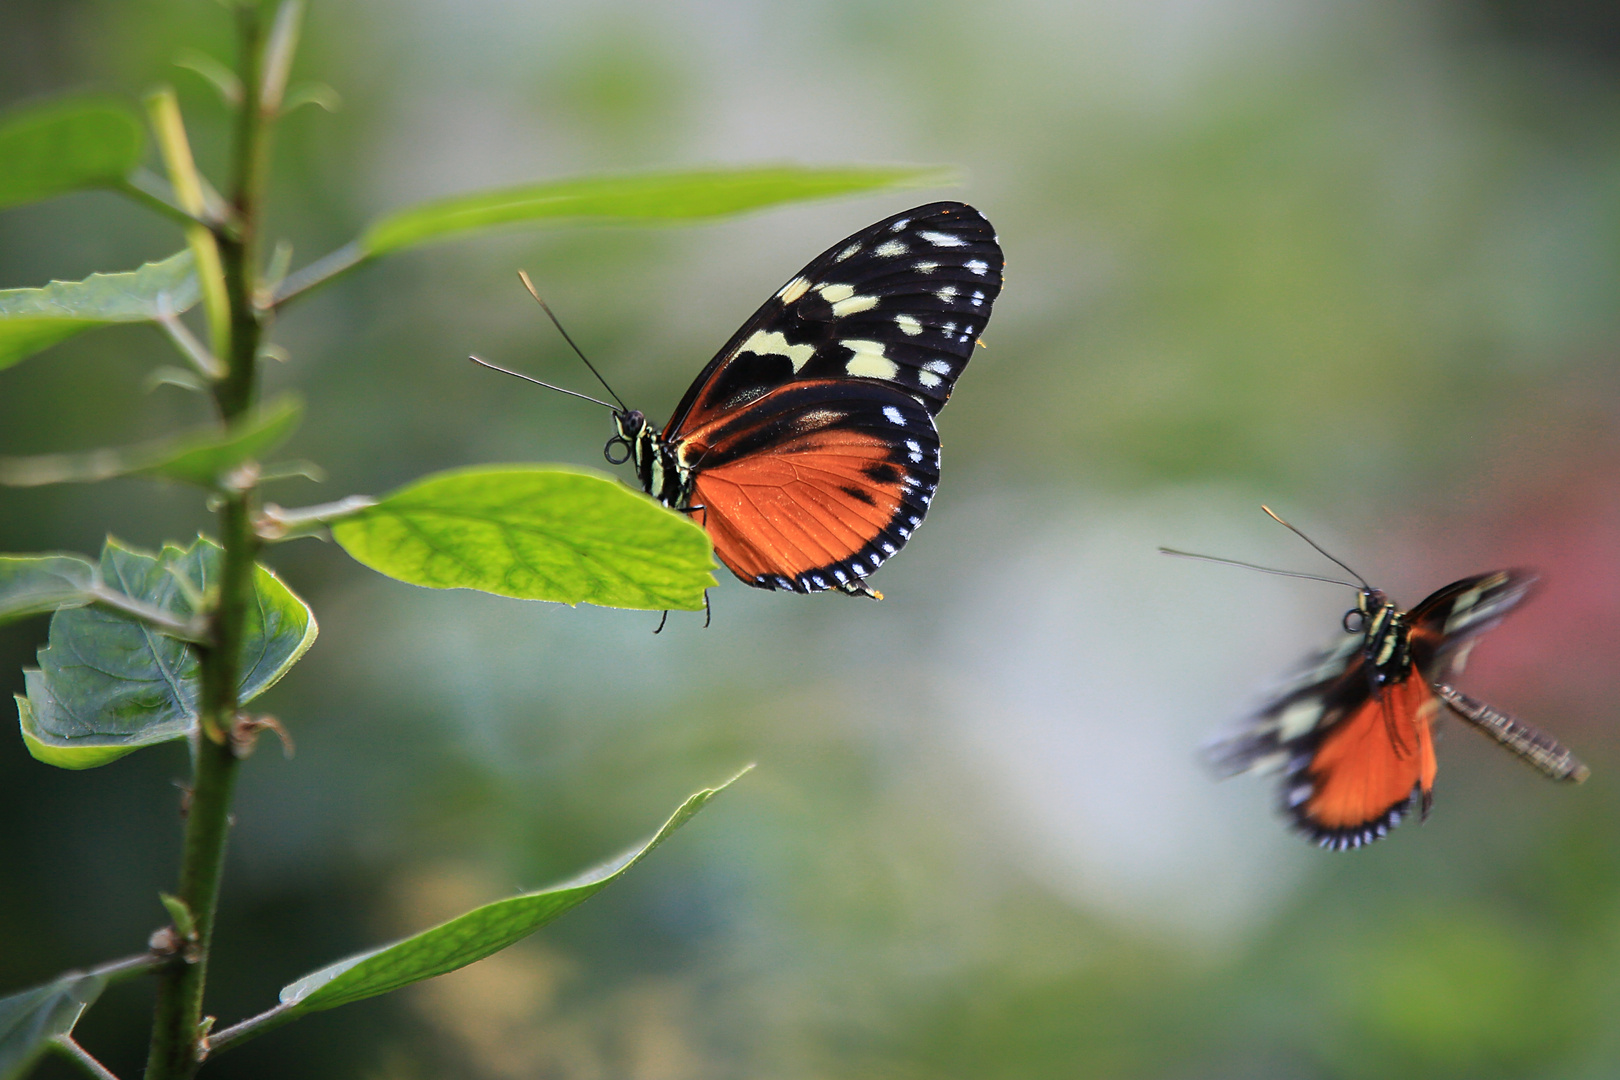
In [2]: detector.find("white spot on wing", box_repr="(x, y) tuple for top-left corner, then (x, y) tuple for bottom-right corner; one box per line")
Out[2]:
(819, 283), (856, 303)
(914, 261), (939, 274)
(1277, 700), (1325, 741)
(845, 340), (899, 380)
(836, 243), (861, 262)
(905, 439), (923, 462)
(740, 329), (816, 373)
(971, 290), (985, 306)
(882, 405), (906, 426)
(917, 370), (942, 388)
(778, 276), (811, 303)
(936, 285), (958, 302)
(965, 259), (989, 275)
(874, 239), (908, 258)
(923, 358), (952, 375)
(890, 218), (910, 231)
(832, 294), (880, 317)
(919, 230), (965, 247)
(895, 313), (923, 336)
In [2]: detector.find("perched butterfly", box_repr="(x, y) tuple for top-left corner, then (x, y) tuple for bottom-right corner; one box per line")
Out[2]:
(594, 202), (1002, 599)
(1166, 508), (1588, 851)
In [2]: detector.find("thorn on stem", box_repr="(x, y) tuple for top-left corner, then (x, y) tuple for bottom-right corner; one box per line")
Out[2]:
(230, 713), (295, 759)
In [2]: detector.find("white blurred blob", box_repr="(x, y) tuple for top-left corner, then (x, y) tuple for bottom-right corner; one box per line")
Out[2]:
(929, 487), (1338, 945)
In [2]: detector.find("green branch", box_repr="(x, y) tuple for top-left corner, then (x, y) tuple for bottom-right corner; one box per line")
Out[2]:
(143, 4), (299, 1078)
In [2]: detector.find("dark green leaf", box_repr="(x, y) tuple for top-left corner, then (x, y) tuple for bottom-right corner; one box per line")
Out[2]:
(362, 164), (953, 255)
(0, 98), (143, 211)
(281, 769), (747, 1013)
(0, 972), (104, 1080)
(0, 251), (197, 371)
(329, 465), (714, 611)
(0, 555), (96, 624)
(0, 396), (304, 488)
(18, 537), (317, 769)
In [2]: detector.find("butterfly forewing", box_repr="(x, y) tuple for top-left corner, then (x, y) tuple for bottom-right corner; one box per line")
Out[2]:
(664, 202), (1002, 438)
(1407, 570), (1537, 677)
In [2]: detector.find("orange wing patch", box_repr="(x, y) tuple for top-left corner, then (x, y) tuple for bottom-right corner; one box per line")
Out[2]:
(1301, 674), (1439, 843)
(693, 427), (909, 590)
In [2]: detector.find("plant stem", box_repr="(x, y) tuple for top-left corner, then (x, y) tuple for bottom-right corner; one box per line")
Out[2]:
(50, 1037), (123, 1080)
(204, 1000), (300, 1056)
(145, 4), (286, 1077)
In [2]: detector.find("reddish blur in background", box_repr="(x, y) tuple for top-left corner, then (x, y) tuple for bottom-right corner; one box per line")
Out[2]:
(3, 2), (1618, 1078)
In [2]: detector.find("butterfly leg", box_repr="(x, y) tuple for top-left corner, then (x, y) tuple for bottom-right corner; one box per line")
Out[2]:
(653, 609), (670, 634)
(703, 591), (712, 629)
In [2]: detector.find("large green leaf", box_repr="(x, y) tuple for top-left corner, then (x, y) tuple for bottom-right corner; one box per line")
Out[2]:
(0, 251), (197, 371)
(0, 555), (97, 624)
(0, 972), (104, 1080)
(329, 465), (714, 611)
(280, 770), (746, 1013)
(18, 537), (317, 769)
(361, 164), (952, 255)
(0, 396), (303, 488)
(0, 98), (143, 211)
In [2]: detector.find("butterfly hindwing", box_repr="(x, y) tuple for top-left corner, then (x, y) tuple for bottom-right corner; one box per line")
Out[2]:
(664, 202), (1002, 439)
(682, 380), (938, 593)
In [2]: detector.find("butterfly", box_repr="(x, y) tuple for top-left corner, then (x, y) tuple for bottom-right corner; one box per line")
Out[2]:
(1170, 509), (1588, 851)
(599, 202), (1003, 600)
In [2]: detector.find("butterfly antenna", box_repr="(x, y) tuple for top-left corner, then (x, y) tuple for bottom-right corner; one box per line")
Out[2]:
(518, 270), (630, 413)
(1259, 505), (1372, 591)
(1157, 547), (1363, 590)
(467, 355), (616, 410)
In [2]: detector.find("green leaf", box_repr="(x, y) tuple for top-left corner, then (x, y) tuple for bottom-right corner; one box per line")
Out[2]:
(0, 395), (303, 488)
(362, 164), (953, 255)
(281, 769), (747, 1013)
(0, 98), (143, 211)
(0, 972), (104, 1080)
(0, 251), (197, 371)
(18, 537), (318, 769)
(0, 555), (96, 624)
(329, 465), (714, 611)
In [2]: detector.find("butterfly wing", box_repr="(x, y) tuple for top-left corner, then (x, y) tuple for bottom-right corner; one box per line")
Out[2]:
(1406, 570), (1537, 680)
(664, 202), (1002, 439)
(1208, 622), (1438, 850)
(1405, 570), (1589, 781)
(680, 380), (937, 593)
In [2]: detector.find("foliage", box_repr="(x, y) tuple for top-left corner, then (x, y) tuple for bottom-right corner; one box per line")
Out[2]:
(0, 3), (939, 1076)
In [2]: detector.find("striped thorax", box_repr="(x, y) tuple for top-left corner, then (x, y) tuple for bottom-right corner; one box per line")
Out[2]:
(612, 410), (693, 510)
(1353, 588), (1411, 687)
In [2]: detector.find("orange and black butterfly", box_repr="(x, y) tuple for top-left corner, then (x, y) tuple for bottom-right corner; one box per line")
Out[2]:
(1168, 509), (1588, 850)
(585, 201), (1002, 599)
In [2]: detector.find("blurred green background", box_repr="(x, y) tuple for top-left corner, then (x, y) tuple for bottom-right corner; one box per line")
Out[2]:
(4, 1), (1619, 1077)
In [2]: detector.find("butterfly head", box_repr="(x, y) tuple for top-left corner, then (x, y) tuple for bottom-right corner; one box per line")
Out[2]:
(1342, 588), (1389, 634)
(605, 409), (646, 466)
(608, 409), (691, 510)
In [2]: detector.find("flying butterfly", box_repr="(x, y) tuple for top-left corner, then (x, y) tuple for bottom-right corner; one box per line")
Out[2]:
(478, 202), (1002, 603)
(1164, 508), (1588, 851)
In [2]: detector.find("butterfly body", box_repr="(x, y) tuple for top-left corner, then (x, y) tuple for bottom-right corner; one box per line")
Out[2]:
(606, 202), (1002, 598)
(1210, 569), (1586, 850)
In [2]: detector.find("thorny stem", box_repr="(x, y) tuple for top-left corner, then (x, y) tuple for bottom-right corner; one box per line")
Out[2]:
(145, 3), (295, 1077)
